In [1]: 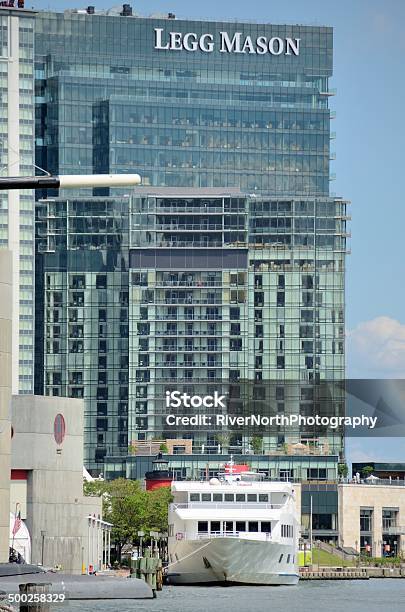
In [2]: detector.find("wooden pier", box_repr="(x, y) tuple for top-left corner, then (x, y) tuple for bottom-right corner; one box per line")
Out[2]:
(300, 566), (405, 580)
(130, 550), (163, 596)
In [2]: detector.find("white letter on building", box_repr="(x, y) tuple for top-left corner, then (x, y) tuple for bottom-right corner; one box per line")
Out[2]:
(220, 31), (242, 53)
(199, 33), (214, 53)
(170, 32), (184, 50)
(241, 35), (255, 54)
(154, 28), (170, 50)
(256, 36), (268, 54)
(269, 37), (284, 55)
(286, 37), (300, 56)
(183, 32), (198, 52)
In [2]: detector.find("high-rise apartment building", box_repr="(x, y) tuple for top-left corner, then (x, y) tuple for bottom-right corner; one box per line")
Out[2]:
(33, 9), (348, 473)
(0, 6), (35, 394)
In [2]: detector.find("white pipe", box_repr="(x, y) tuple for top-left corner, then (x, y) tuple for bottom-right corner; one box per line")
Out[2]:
(58, 174), (141, 188)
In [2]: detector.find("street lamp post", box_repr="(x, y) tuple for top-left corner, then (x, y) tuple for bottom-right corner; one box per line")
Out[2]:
(0, 173), (141, 190)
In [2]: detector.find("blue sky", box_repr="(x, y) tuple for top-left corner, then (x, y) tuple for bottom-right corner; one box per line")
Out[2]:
(30, 0), (405, 463)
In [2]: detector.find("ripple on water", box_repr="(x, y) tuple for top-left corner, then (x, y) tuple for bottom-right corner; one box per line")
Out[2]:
(62, 580), (405, 612)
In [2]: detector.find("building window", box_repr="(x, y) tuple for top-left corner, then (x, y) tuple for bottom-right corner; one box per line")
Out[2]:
(277, 292), (285, 307)
(382, 509), (398, 530)
(360, 508), (373, 533)
(197, 521), (208, 533)
(96, 275), (107, 289)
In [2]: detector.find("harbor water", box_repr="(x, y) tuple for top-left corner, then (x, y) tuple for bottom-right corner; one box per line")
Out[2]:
(63, 579), (405, 612)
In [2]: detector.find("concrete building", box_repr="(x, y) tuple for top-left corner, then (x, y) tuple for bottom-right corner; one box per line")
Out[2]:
(0, 250), (12, 563)
(338, 483), (405, 557)
(0, 6), (36, 395)
(10, 394), (107, 573)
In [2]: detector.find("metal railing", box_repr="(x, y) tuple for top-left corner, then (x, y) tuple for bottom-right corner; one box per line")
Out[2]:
(156, 224), (224, 231)
(383, 526), (405, 535)
(346, 478), (405, 487)
(172, 502), (283, 510)
(195, 531), (272, 541)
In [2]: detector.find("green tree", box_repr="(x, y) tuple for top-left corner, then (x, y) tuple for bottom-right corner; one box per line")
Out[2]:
(145, 486), (173, 533)
(84, 478), (173, 563)
(338, 463), (349, 478)
(361, 465), (374, 478)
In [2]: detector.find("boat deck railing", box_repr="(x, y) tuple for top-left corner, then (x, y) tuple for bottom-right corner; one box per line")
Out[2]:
(171, 502), (284, 510)
(195, 531), (272, 540)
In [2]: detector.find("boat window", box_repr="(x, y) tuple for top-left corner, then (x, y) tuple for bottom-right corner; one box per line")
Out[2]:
(224, 521), (233, 532)
(258, 494), (269, 502)
(247, 494), (257, 502)
(235, 493), (245, 502)
(201, 493), (211, 502)
(287, 554), (291, 563)
(190, 493), (200, 502)
(278, 554), (284, 563)
(213, 493), (223, 502)
(224, 493), (234, 502)
(261, 521), (271, 533)
(248, 521), (259, 532)
(236, 521), (246, 532)
(211, 521), (221, 532)
(198, 521), (208, 533)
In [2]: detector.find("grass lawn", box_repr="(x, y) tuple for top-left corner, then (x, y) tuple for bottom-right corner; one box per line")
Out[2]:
(312, 548), (354, 567)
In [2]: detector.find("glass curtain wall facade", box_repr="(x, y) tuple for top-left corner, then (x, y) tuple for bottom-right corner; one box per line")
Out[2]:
(34, 10), (348, 473)
(0, 7), (35, 394)
(36, 197), (131, 465)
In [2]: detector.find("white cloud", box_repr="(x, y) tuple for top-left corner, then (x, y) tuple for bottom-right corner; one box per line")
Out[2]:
(347, 316), (405, 378)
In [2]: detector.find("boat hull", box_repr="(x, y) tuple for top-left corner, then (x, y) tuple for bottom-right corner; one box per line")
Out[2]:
(167, 537), (299, 586)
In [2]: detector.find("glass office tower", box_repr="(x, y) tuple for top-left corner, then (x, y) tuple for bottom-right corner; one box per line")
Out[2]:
(0, 7), (35, 394)
(34, 9), (348, 473)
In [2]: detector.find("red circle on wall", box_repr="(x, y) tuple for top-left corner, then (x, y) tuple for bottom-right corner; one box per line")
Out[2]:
(54, 414), (66, 445)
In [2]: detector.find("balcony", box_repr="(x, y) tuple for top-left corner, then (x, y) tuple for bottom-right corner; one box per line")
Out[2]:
(155, 280), (223, 288)
(157, 240), (224, 248)
(156, 206), (224, 214)
(156, 224), (224, 231)
(319, 88), (337, 96)
(154, 315), (223, 321)
(383, 526), (405, 535)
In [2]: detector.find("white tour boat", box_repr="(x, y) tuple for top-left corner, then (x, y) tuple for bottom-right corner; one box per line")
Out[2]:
(166, 462), (299, 585)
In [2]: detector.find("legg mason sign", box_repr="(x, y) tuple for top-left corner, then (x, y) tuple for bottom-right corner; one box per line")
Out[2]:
(154, 28), (300, 56)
